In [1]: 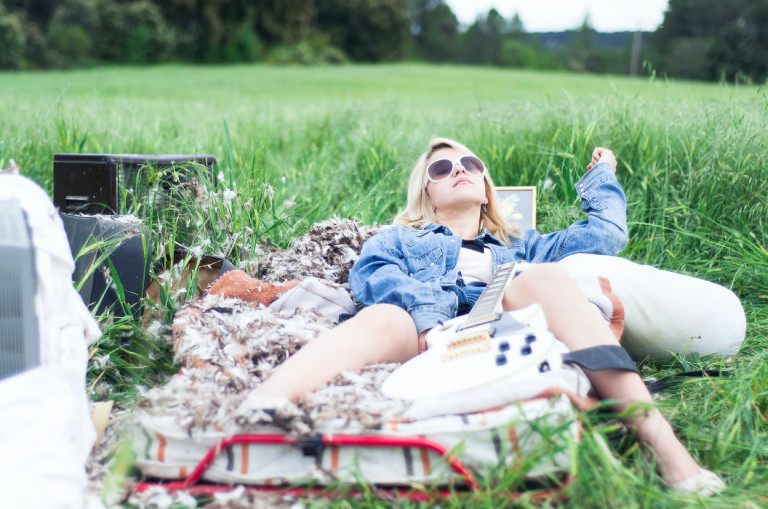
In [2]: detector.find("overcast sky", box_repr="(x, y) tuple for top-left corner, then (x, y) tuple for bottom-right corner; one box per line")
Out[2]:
(444, 0), (669, 32)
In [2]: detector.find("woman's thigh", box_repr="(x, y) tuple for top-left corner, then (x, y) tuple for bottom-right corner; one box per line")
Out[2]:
(340, 303), (420, 363)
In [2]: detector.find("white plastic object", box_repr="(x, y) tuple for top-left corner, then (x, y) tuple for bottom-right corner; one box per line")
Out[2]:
(0, 174), (103, 509)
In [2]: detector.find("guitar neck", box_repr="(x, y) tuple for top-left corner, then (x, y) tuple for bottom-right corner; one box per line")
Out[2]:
(458, 262), (517, 330)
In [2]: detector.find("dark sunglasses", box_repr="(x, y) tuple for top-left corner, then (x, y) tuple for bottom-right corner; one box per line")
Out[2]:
(425, 155), (486, 186)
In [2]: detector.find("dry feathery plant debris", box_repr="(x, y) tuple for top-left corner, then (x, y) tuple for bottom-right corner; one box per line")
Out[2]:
(114, 218), (406, 506)
(251, 218), (382, 286)
(1, 159), (22, 174)
(135, 218), (405, 439)
(204, 487), (302, 509)
(126, 485), (199, 508)
(137, 294), (408, 438)
(127, 485), (301, 509)
(85, 403), (133, 505)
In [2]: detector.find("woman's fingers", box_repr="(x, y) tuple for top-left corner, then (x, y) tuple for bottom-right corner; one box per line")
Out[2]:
(586, 147), (602, 170)
(587, 147), (617, 172)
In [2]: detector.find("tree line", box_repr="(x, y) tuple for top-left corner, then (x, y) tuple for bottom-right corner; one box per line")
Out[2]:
(1, 0), (765, 83)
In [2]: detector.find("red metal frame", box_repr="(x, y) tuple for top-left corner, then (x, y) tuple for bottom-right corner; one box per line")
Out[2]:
(134, 432), (572, 502)
(135, 482), (459, 503)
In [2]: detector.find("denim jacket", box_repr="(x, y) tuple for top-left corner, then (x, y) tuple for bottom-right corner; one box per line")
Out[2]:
(349, 163), (628, 334)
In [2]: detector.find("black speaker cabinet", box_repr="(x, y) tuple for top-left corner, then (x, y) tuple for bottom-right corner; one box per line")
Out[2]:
(61, 214), (152, 318)
(53, 154), (217, 215)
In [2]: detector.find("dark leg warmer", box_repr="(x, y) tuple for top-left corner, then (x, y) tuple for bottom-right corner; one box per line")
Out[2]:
(562, 345), (639, 374)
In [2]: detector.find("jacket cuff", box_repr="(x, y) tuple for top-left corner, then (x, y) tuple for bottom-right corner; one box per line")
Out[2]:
(409, 304), (454, 335)
(575, 162), (614, 195)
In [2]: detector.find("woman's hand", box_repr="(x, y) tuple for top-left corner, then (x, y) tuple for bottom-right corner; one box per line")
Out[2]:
(586, 147), (617, 173)
(417, 330), (429, 353)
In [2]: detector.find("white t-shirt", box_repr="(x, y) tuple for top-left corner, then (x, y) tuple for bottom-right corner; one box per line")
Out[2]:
(456, 241), (493, 283)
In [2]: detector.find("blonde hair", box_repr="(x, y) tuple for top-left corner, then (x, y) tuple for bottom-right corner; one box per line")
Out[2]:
(393, 137), (520, 244)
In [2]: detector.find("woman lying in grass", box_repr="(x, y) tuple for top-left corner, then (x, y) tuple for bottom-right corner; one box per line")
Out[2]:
(238, 137), (724, 496)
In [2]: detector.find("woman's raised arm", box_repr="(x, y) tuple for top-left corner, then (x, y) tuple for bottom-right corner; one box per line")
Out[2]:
(523, 155), (628, 262)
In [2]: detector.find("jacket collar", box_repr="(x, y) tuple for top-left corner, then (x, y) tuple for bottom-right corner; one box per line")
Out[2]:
(417, 223), (449, 236)
(418, 224), (503, 245)
(476, 228), (503, 246)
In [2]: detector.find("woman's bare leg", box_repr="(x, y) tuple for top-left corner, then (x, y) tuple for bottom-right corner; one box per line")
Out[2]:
(255, 304), (419, 402)
(502, 263), (700, 483)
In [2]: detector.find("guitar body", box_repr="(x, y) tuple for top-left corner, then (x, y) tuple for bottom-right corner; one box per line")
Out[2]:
(383, 262), (592, 419)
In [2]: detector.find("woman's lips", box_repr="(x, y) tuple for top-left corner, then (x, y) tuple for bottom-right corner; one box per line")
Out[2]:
(453, 178), (472, 187)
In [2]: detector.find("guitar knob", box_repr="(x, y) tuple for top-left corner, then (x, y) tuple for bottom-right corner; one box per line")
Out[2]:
(498, 341), (510, 352)
(520, 345), (532, 356)
(495, 354), (507, 366)
(525, 333), (537, 344)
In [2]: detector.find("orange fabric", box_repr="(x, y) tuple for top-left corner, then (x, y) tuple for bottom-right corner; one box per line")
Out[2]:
(331, 446), (340, 471)
(419, 446), (432, 475)
(598, 276), (625, 339)
(206, 270), (299, 306)
(241, 444), (249, 474)
(156, 433), (167, 463)
(506, 426), (520, 454)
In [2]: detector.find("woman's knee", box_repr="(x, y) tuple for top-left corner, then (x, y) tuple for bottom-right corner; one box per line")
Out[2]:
(504, 263), (573, 307)
(517, 263), (571, 287)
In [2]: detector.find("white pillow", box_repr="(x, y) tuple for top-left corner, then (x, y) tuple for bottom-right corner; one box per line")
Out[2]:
(557, 254), (745, 361)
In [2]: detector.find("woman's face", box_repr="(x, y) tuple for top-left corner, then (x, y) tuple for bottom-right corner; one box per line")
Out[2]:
(425, 147), (487, 215)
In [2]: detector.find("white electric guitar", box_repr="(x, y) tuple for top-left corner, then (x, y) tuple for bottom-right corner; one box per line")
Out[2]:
(382, 262), (590, 419)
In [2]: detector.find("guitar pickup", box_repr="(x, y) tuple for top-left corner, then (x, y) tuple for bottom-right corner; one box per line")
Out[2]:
(441, 329), (493, 361)
(441, 339), (491, 361)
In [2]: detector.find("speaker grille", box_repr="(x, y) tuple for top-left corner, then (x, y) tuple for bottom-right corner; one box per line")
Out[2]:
(53, 154), (216, 215)
(0, 199), (39, 380)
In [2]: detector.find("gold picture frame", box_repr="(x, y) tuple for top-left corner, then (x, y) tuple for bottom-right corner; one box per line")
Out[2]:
(495, 186), (537, 230)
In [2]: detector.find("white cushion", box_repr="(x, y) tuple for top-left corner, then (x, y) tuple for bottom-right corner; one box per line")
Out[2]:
(558, 254), (745, 360)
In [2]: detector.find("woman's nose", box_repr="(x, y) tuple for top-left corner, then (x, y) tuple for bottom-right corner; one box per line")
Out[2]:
(452, 163), (468, 175)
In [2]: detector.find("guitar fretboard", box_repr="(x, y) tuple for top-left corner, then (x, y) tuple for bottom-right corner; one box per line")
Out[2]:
(457, 262), (517, 330)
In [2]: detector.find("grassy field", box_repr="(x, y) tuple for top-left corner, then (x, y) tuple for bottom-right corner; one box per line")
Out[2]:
(2, 64), (767, 507)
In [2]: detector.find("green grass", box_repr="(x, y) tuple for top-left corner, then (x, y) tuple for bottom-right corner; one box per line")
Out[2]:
(2, 63), (767, 507)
